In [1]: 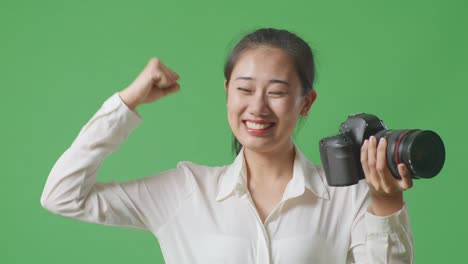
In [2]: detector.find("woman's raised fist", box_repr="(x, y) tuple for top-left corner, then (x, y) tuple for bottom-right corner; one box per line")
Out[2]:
(119, 57), (180, 110)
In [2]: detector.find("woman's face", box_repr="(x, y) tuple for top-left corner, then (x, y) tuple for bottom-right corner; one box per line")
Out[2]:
(225, 46), (315, 154)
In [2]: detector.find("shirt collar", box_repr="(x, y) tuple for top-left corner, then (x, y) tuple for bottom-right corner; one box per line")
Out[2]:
(215, 144), (330, 202)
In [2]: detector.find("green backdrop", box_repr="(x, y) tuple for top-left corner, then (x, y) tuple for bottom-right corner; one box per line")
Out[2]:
(2, 0), (467, 263)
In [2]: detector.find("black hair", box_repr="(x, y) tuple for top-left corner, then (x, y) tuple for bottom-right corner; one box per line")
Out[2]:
(223, 28), (316, 156)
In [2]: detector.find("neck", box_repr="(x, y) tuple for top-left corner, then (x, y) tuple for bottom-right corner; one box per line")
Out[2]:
(243, 141), (296, 189)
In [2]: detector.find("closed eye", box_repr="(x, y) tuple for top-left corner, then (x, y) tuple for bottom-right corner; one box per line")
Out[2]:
(237, 87), (252, 93)
(237, 88), (287, 96)
(269, 91), (289, 97)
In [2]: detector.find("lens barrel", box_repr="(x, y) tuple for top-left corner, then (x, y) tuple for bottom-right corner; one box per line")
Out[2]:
(375, 129), (445, 179)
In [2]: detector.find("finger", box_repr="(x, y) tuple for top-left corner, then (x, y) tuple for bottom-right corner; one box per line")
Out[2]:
(360, 139), (371, 183)
(173, 71), (180, 80)
(160, 86), (167, 97)
(148, 62), (162, 83)
(163, 82), (180, 96)
(158, 67), (177, 89)
(148, 57), (164, 81)
(167, 67), (180, 81)
(160, 63), (179, 83)
(367, 136), (381, 189)
(376, 137), (396, 193)
(397, 164), (413, 191)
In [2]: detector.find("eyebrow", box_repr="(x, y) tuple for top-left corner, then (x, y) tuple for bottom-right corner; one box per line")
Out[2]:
(234, 76), (290, 86)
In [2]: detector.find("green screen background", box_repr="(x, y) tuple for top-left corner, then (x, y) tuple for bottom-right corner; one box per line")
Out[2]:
(2, 0), (467, 263)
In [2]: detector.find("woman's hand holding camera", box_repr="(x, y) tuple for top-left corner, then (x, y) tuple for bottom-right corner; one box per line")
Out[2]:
(361, 136), (414, 216)
(119, 57), (180, 110)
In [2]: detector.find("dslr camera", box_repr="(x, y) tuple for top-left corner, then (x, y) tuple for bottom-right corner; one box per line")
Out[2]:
(319, 113), (445, 186)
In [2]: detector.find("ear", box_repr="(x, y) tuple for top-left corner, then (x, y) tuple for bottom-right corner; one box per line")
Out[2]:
(301, 89), (317, 115)
(224, 80), (228, 93)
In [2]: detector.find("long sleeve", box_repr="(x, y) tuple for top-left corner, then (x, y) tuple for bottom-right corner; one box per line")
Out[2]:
(346, 183), (414, 264)
(40, 92), (194, 234)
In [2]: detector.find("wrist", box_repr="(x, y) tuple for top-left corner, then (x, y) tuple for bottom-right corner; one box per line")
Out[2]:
(118, 89), (139, 111)
(369, 191), (404, 216)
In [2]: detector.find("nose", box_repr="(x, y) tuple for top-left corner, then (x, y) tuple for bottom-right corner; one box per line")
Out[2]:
(248, 92), (270, 117)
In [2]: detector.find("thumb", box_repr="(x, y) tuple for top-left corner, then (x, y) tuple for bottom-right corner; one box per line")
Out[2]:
(161, 83), (181, 97)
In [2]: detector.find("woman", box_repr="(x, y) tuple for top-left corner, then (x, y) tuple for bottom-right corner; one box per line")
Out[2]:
(41, 28), (414, 263)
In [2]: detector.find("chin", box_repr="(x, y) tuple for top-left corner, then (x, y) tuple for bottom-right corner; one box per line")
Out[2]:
(239, 138), (283, 154)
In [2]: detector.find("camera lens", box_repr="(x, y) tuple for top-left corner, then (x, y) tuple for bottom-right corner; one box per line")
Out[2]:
(374, 129), (445, 179)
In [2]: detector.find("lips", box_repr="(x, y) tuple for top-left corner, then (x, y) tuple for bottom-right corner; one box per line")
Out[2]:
(244, 121), (275, 129)
(242, 119), (276, 135)
(243, 119), (275, 124)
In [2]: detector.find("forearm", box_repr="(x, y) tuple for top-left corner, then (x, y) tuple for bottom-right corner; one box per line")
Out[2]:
(369, 191), (404, 216)
(119, 89), (140, 111)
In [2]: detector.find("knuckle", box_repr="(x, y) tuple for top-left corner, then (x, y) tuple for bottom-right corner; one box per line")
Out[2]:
(151, 71), (160, 82)
(376, 163), (386, 173)
(360, 156), (367, 164)
(378, 139), (385, 148)
(383, 186), (394, 193)
(374, 185), (382, 192)
(377, 145), (385, 153)
(150, 57), (161, 67)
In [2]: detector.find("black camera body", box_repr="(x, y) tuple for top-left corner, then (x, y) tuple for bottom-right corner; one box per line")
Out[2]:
(319, 113), (445, 186)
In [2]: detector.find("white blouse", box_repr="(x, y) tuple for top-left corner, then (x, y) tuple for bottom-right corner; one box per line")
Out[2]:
(40, 92), (414, 264)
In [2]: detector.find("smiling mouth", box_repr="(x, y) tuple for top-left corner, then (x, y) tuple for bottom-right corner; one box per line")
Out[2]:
(243, 121), (276, 130)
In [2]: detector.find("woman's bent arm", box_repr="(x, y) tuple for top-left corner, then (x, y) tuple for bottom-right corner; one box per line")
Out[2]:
(40, 92), (193, 233)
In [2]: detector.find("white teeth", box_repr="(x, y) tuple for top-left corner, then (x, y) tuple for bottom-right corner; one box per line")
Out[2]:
(245, 121), (274, 130)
